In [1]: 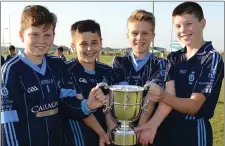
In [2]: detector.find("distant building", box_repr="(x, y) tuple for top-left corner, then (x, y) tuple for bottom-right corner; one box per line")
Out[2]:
(170, 40), (183, 52)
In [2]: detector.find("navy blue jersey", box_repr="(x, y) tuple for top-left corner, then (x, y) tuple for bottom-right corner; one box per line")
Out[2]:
(166, 41), (224, 120)
(62, 58), (116, 146)
(156, 41), (224, 146)
(1, 50), (92, 146)
(112, 53), (167, 88)
(6, 54), (16, 62)
(112, 53), (167, 127)
(59, 55), (66, 62)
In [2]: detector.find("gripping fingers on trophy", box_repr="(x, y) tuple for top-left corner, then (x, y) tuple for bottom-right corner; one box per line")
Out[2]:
(96, 82), (110, 95)
(143, 82), (154, 97)
(96, 83), (111, 113)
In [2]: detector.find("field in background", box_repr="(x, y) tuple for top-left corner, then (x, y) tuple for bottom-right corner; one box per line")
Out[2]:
(2, 53), (224, 146)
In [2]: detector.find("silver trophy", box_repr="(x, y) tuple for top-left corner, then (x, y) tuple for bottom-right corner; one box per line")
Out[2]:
(97, 83), (151, 146)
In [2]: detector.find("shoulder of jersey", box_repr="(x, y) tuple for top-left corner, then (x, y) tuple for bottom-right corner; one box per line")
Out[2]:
(1, 55), (20, 73)
(96, 61), (113, 70)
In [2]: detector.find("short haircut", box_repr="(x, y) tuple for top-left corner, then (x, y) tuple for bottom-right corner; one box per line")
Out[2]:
(20, 5), (57, 33)
(127, 9), (155, 32)
(71, 19), (102, 42)
(172, 1), (204, 21)
(9, 45), (15, 51)
(57, 47), (64, 52)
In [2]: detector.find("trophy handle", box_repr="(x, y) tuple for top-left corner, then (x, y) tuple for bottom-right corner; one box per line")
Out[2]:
(96, 83), (111, 113)
(143, 83), (151, 97)
(142, 83), (152, 114)
(141, 98), (150, 114)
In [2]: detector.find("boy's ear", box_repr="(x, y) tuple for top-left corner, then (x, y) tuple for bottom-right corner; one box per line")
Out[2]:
(153, 32), (155, 39)
(71, 43), (76, 51)
(126, 32), (129, 39)
(19, 31), (24, 42)
(200, 18), (206, 29)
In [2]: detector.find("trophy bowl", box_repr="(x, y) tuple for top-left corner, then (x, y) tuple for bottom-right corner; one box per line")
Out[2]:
(97, 83), (150, 146)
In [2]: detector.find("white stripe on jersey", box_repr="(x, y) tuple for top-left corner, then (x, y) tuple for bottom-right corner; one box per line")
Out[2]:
(21, 80), (32, 146)
(2, 57), (20, 84)
(69, 120), (79, 146)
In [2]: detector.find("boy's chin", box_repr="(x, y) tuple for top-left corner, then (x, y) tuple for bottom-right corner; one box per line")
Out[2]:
(81, 58), (96, 63)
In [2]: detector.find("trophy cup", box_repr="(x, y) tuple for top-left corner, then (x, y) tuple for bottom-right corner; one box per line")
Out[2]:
(97, 83), (151, 146)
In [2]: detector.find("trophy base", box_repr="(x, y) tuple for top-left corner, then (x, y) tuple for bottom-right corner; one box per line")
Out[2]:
(111, 122), (137, 146)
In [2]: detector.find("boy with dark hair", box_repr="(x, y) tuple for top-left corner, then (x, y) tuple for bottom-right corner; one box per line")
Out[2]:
(57, 46), (66, 62)
(135, 2), (224, 146)
(61, 19), (116, 146)
(6, 45), (16, 62)
(1, 5), (107, 146)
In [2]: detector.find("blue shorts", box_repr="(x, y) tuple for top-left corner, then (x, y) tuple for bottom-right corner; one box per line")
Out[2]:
(154, 115), (213, 146)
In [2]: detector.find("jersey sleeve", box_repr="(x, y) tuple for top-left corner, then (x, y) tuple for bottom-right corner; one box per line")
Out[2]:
(165, 53), (176, 82)
(149, 58), (167, 89)
(192, 52), (224, 97)
(58, 61), (91, 120)
(1, 65), (20, 146)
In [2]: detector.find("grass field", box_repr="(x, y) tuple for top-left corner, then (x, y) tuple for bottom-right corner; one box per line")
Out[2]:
(2, 54), (224, 146)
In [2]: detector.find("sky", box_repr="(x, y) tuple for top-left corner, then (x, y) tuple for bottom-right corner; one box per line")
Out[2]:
(1, 1), (224, 51)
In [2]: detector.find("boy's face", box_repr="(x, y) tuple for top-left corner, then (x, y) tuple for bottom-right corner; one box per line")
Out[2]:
(173, 14), (205, 47)
(127, 21), (154, 55)
(20, 25), (55, 57)
(57, 50), (63, 56)
(9, 50), (15, 55)
(72, 32), (102, 63)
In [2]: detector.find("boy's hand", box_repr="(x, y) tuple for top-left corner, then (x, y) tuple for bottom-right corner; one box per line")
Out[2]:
(87, 87), (107, 110)
(134, 123), (157, 145)
(99, 132), (111, 146)
(147, 82), (165, 102)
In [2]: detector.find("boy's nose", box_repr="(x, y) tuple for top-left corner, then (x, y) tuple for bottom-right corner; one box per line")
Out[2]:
(87, 46), (91, 51)
(38, 37), (45, 43)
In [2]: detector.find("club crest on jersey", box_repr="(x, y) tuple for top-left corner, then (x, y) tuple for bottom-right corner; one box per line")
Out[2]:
(160, 70), (166, 76)
(188, 72), (195, 85)
(209, 69), (216, 80)
(1, 86), (9, 98)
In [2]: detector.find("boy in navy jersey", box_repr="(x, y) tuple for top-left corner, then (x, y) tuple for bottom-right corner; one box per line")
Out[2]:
(1, 5), (107, 146)
(61, 19), (116, 146)
(135, 2), (224, 146)
(112, 9), (173, 145)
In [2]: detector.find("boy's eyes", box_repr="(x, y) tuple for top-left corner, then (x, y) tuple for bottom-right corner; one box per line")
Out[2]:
(92, 42), (98, 45)
(30, 33), (38, 36)
(132, 32), (138, 35)
(30, 33), (51, 37)
(131, 32), (149, 36)
(80, 43), (87, 46)
(44, 34), (51, 37)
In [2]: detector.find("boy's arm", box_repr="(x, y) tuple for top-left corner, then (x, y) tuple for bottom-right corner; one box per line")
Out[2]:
(135, 81), (174, 145)
(59, 62), (106, 120)
(138, 58), (168, 127)
(152, 53), (224, 115)
(82, 114), (111, 145)
(1, 67), (20, 146)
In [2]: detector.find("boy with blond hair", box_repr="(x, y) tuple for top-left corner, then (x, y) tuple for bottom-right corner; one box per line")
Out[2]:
(112, 9), (171, 145)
